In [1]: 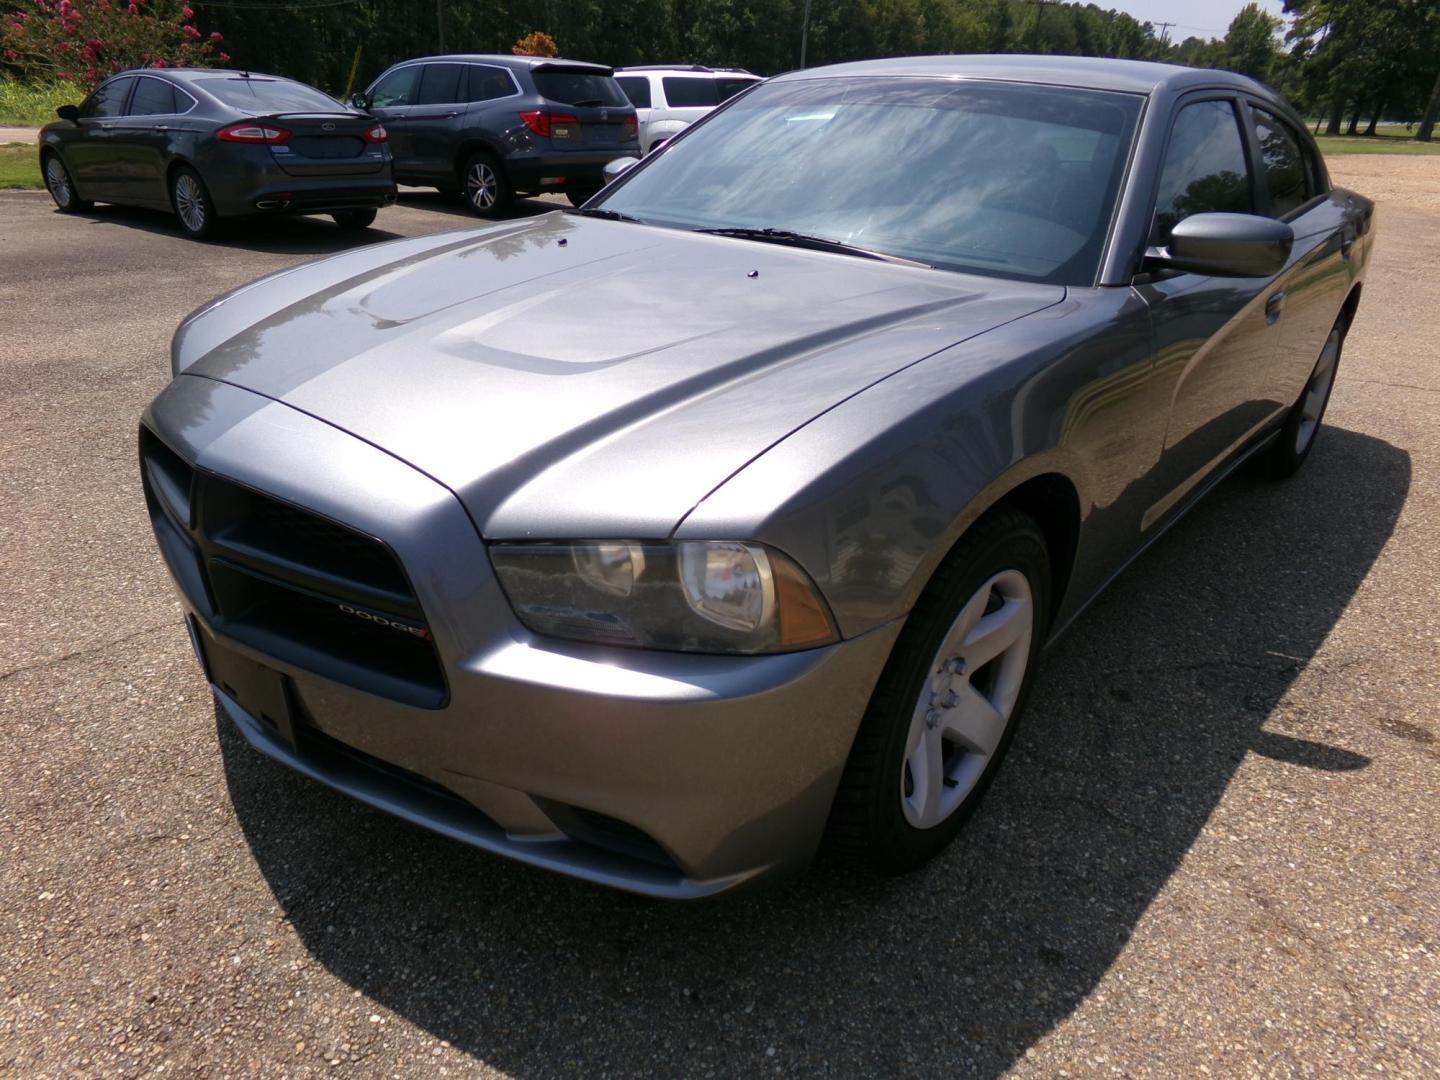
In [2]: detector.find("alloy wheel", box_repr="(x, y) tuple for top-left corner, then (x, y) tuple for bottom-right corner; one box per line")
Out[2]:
(174, 173), (206, 234)
(45, 157), (72, 208)
(466, 162), (498, 211)
(1296, 328), (1341, 455)
(900, 568), (1034, 829)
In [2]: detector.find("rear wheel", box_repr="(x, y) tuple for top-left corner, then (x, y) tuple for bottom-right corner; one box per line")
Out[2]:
(332, 207), (378, 230)
(461, 152), (512, 218)
(170, 166), (220, 240)
(566, 186), (601, 208)
(1254, 319), (1345, 479)
(43, 153), (91, 213)
(828, 506), (1050, 874)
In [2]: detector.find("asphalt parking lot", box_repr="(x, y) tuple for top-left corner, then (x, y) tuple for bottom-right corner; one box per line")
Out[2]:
(2, 171), (1437, 1077)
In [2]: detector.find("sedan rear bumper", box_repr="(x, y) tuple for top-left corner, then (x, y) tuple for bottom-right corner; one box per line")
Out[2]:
(144, 376), (899, 898)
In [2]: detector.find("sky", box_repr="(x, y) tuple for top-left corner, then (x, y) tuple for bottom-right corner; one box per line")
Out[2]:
(1098, 1), (1289, 40)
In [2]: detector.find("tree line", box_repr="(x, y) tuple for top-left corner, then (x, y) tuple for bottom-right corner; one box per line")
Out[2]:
(5, 0), (1439, 138)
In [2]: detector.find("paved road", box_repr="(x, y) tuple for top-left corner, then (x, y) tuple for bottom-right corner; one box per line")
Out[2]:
(1, 177), (1436, 1078)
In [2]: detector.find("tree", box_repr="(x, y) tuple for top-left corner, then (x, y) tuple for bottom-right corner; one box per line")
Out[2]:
(1220, 2), (1280, 83)
(1, 0), (224, 86)
(512, 30), (558, 57)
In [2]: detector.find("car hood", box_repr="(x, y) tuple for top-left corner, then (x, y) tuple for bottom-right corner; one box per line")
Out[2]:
(178, 213), (1063, 537)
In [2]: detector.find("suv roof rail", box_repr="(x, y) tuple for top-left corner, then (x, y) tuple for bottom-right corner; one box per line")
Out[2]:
(616, 64), (753, 74)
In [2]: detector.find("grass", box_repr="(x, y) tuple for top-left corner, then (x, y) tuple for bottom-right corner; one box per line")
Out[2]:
(1315, 134), (1440, 156)
(0, 144), (43, 189)
(0, 78), (78, 127)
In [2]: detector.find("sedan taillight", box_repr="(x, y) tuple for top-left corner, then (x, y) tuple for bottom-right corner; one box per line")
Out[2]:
(519, 110), (578, 138)
(362, 123), (388, 144)
(217, 122), (291, 144)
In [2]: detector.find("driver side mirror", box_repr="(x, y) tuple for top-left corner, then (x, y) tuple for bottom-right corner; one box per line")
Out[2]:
(1144, 212), (1293, 278)
(56, 104), (81, 123)
(603, 156), (639, 184)
(350, 92), (371, 110)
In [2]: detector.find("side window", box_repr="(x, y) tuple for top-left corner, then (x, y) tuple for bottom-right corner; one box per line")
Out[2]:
(617, 77), (652, 109)
(465, 66), (514, 103)
(85, 77), (136, 118)
(716, 77), (758, 101)
(1152, 99), (1252, 244)
(661, 77), (719, 108)
(129, 78), (177, 116)
(416, 63), (465, 106)
(1251, 107), (1313, 218)
(370, 66), (418, 108)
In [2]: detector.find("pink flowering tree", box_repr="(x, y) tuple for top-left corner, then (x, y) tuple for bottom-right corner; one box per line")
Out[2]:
(1, 0), (227, 88)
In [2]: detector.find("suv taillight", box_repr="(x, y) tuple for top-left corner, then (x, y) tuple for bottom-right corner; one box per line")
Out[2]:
(622, 114), (638, 141)
(519, 110), (578, 138)
(216, 122), (290, 144)
(362, 123), (388, 144)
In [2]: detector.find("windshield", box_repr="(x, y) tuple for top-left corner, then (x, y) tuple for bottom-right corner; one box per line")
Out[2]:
(593, 77), (1143, 284)
(198, 77), (343, 113)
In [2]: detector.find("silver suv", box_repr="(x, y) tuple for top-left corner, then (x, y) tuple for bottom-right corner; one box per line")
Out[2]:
(614, 65), (760, 153)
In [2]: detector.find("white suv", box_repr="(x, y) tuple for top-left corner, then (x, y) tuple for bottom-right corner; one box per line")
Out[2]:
(614, 66), (761, 153)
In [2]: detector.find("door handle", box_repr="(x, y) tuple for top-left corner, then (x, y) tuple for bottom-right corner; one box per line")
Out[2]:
(1340, 232), (1356, 260)
(1265, 291), (1286, 325)
(154, 124), (169, 131)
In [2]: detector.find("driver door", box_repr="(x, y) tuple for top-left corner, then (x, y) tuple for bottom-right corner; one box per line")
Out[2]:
(1135, 95), (1287, 531)
(65, 76), (136, 201)
(364, 65), (421, 174)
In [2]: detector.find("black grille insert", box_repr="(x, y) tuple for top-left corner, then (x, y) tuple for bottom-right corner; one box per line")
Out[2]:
(140, 427), (446, 708)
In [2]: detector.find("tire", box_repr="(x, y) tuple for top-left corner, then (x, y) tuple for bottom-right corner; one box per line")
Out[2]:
(460, 152), (512, 218)
(1253, 317), (1346, 480)
(827, 505), (1051, 874)
(42, 152), (92, 213)
(169, 165), (220, 240)
(565, 186), (601, 208)
(332, 207), (378, 230)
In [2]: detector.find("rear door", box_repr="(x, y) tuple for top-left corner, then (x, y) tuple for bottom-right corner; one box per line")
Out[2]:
(531, 65), (637, 152)
(1137, 94), (1287, 528)
(109, 75), (186, 207)
(364, 65), (421, 170)
(66, 76), (136, 200)
(1240, 100), (1354, 405)
(406, 63), (468, 178)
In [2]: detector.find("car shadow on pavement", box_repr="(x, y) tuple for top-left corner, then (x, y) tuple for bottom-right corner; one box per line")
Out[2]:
(56, 203), (411, 255)
(217, 424), (1408, 1076)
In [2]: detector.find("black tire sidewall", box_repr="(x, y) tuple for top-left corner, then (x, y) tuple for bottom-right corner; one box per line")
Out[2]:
(1258, 318), (1347, 479)
(462, 153), (512, 218)
(333, 208), (377, 230)
(43, 152), (87, 213)
(836, 508), (1052, 874)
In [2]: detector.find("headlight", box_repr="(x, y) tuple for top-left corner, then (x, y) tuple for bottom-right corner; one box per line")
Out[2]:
(490, 541), (838, 653)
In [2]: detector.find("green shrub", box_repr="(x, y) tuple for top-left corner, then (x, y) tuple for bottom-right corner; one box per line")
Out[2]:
(0, 79), (78, 126)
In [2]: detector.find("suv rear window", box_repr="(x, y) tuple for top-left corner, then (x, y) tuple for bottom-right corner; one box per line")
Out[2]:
(662, 77), (720, 108)
(199, 77), (340, 113)
(533, 70), (628, 108)
(617, 76), (652, 109)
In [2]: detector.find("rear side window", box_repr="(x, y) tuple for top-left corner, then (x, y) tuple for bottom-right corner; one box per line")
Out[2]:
(199, 77), (339, 113)
(465, 65), (515, 102)
(1252, 107), (1313, 218)
(1152, 99), (1252, 243)
(370, 66), (418, 108)
(716, 77), (759, 101)
(129, 77), (177, 116)
(416, 63), (465, 106)
(532, 70), (629, 108)
(617, 76), (652, 109)
(662, 77), (719, 108)
(86, 77), (135, 118)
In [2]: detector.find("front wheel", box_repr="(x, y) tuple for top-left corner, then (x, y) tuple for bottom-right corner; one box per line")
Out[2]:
(1254, 319), (1345, 479)
(461, 153), (512, 218)
(827, 506), (1050, 874)
(332, 207), (378, 230)
(43, 153), (92, 213)
(170, 166), (220, 240)
(565, 186), (601, 208)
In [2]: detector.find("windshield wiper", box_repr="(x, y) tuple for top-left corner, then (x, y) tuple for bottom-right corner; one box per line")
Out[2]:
(695, 227), (932, 269)
(570, 207), (643, 223)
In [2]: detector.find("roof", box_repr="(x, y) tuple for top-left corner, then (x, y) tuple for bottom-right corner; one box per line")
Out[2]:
(772, 54), (1267, 96)
(382, 54), (614, 72)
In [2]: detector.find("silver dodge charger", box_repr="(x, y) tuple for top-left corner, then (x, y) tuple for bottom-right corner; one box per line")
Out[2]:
(141, 56), (1373, 898)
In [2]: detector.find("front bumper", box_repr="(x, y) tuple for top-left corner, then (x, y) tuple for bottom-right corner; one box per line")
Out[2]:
(143, 376), (899, 898)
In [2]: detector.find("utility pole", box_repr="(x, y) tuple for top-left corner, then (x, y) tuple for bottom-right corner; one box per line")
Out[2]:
(1153, 21), (1175, 47)
(1025, 0), (1057, 52)
(800, 0), (813, 69)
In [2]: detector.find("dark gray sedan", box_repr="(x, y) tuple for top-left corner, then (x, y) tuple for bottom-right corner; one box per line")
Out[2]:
(40, 68), (396, 238)
(141, 56), (1373, 898)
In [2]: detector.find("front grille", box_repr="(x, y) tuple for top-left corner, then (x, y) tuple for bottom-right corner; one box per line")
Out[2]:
(140, 427), (446, 708)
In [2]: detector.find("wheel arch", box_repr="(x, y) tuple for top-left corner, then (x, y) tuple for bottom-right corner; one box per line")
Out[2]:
(983, 471), (1082, 625)
(1339, 282), (1363, 332)
(453, 138), (508, 183)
